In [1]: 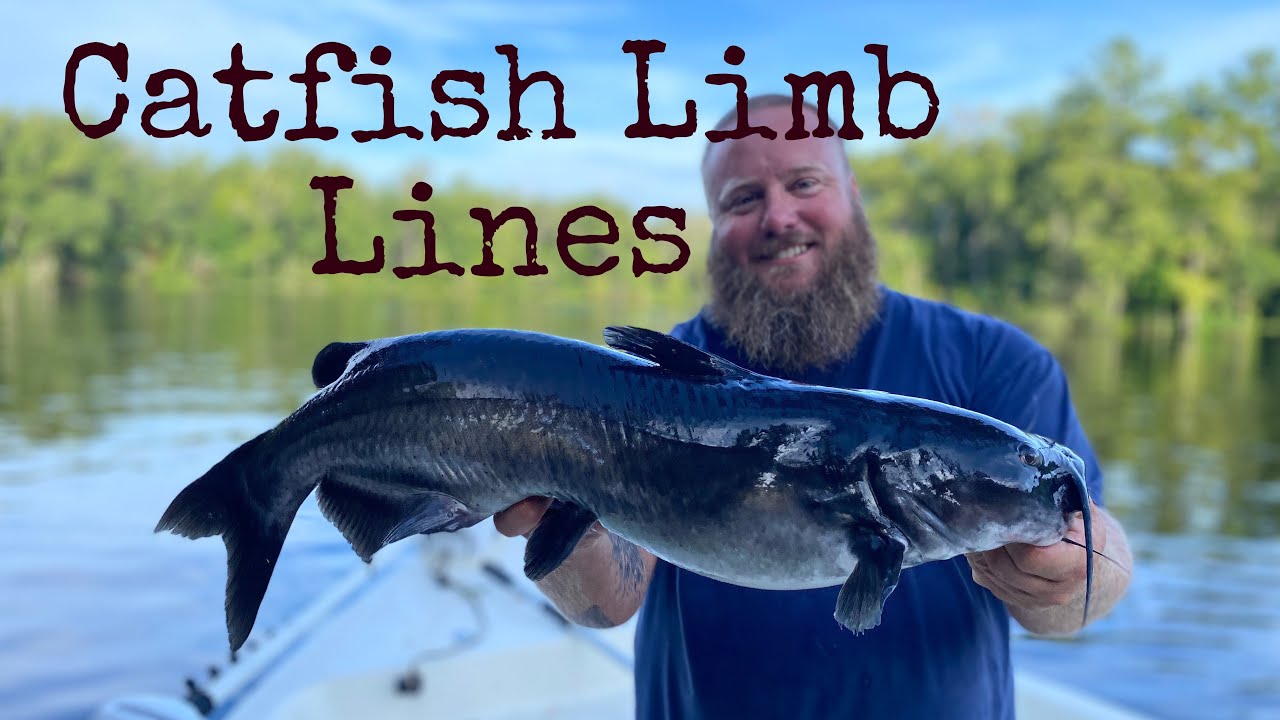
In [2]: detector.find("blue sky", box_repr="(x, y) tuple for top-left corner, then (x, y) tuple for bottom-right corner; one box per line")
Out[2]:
(6, 1), (1279, 209)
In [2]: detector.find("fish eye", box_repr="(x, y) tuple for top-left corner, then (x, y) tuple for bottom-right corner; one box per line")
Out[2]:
(1017, 444), (1042, 467)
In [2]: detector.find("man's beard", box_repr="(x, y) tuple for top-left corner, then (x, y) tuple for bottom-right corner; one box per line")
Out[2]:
(705, 207), (881, 376)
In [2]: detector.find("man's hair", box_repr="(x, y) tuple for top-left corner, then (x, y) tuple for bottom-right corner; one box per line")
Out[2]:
(701, 93), (853, 174)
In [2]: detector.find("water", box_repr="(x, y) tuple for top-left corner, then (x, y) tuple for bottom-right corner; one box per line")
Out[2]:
(1012, 536), (1280, 718)
(1, 286), (1278, 719)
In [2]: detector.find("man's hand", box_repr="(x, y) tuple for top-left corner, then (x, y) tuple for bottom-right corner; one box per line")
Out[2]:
(966, 502), (1132, 635)
(966, 508), (1101, 609)
(491, 496), (657, 628)
(493, 496), (554, 538)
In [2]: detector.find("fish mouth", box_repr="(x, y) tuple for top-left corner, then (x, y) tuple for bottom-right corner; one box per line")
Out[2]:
(1050, 469), (1085, 515)
(1047, 463), (1094, 629)
(1032, 434), (1094, 629)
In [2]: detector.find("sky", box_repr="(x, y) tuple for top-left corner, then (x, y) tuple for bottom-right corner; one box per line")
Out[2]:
(5, 1), (1279, 210)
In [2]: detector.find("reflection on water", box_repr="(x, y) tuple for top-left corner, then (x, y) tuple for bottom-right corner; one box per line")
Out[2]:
(0, 285), (1278, 719)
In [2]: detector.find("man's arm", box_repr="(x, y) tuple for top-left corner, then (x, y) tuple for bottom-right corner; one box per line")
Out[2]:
(493, 497), (657, 628)
(967, 502), (1133, 636)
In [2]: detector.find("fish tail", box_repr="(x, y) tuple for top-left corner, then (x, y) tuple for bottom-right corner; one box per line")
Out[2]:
(155, 434), (294, 652)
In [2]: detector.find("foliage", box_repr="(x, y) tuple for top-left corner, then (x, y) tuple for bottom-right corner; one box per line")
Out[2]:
(2, 39), (1278, 330)
(855, 39), (1279, 328)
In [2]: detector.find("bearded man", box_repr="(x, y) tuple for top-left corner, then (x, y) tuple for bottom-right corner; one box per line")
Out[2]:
(496, 94), (1132, 719)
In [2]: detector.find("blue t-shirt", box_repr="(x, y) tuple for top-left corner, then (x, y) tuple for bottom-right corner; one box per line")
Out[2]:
(633, 286), (1104, 720)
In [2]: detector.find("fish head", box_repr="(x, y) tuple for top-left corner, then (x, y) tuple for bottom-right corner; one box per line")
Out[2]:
(1014, 433), (1096, 627)
(1019, 433), (1090, 529)
(870, 428), (1091, 557)
(966, 432), (1090, 547)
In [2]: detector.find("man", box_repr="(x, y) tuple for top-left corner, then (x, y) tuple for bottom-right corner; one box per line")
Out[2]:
(496, 94), (1132, 719)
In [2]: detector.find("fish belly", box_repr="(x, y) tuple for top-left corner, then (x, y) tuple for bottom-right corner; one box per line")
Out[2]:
(601, 492), (860, 590)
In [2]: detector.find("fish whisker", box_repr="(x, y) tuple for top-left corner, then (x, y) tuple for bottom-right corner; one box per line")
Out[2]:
(1059, 537), (1130, 574)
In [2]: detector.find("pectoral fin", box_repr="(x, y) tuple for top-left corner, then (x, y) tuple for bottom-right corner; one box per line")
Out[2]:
(834, 530), (907, 634)
(524, 500), (599, 581)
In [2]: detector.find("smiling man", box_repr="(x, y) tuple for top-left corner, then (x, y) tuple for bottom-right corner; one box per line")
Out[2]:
(496, 94), (1132, 719)
(697, 96), (881, 376)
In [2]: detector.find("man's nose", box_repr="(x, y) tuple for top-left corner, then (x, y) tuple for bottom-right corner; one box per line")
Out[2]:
(760, 190), (800, 236)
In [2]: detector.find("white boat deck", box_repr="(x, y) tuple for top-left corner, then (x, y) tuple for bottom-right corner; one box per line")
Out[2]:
(95, 529), (1147, 720)
(220, 530), (636, 720)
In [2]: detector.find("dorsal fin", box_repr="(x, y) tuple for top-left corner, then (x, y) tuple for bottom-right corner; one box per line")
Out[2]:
(603, 326), (752, 380)
(311, 341), (369, 388)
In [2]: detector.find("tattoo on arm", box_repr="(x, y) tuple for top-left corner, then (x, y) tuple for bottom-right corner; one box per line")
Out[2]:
(534, 528), (649, 629)
(611, 534), (647, 597)
(573, 604), (614, 628)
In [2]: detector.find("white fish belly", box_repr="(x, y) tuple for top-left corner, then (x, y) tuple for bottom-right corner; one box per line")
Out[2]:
(601, 489), (860, 590)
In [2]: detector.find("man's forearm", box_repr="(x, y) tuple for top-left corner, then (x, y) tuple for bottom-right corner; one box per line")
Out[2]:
(1008, 508), (1133, 636)
(533, 524), (656, 628)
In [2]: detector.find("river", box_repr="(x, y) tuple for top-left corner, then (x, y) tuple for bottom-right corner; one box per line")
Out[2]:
(1, 285), (1277, 719)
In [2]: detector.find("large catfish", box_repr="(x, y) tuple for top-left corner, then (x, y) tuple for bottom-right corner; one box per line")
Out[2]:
(156, 327), (1094, 651)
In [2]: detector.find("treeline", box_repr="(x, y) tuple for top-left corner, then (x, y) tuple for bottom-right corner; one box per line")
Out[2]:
(0, 108), (711, 316)
(2, 39), (1278, 331)
(854, 40), (1280, 333)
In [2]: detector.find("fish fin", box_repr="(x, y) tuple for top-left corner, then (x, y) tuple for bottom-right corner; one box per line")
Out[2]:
(315, 473), (483, 562)
(603, 326), (752, 380)
(523, 500), (599, 581)
(155, 433), (298, 652)
(311, 341), (369, 388)
(834, 530), (906, 634)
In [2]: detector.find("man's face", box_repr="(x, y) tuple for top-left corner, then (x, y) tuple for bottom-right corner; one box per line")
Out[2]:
(699, 104), (881, 375)
(702, 105), (859, 297)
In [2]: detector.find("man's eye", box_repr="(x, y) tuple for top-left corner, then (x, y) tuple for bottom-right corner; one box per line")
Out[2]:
(727, 194), (759, 211)
(792, 178), (819, 193)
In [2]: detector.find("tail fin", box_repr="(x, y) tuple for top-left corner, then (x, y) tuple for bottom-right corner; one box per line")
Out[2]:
(155, 434), (296, 652)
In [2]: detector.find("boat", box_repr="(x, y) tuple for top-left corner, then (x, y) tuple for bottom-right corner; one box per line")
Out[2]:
(93, 529), (1148, 720)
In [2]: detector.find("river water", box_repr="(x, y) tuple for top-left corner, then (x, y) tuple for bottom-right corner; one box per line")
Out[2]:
(1, 286), (1277, 719)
